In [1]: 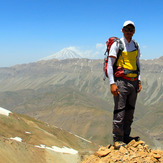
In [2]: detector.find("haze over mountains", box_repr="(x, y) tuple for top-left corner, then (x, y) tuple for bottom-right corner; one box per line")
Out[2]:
(0, 49), (163, 160)
(39, 46), (105, 61)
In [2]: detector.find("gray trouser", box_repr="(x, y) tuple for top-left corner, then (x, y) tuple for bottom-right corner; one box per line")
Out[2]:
(113, 78), (138, 142)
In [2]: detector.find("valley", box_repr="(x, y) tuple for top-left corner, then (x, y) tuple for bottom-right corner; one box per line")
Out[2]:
(0, 57), (162, 150)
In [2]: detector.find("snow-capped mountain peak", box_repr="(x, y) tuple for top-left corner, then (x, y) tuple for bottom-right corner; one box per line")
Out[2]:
(40, 47), (83, 61)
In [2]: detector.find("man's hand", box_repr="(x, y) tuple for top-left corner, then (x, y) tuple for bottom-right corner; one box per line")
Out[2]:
(137, 80), (142, 93)
(110, 83), (119, 96)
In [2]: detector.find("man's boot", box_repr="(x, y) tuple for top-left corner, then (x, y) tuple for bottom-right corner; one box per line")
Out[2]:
(124, 136), (140, 144)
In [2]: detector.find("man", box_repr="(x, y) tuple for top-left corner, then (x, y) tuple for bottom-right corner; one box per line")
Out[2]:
(107, 20), (142, 149)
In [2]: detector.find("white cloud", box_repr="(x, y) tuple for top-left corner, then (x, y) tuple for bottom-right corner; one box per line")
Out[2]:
(96, 43), (105, 49)
(67, 46), (79, 52)
(142, 45), (147, 49)
(40, 44), (106, 61)
(93, 43), (106, 59)
(67, 44), (106, 59)
(66, 46), (93, 58)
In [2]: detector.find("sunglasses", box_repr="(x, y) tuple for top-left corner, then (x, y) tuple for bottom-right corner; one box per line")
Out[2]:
(123, 27), (135, 32)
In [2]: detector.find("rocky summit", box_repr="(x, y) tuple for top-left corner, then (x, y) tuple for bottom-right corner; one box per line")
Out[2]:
(81, 140), (163, 163)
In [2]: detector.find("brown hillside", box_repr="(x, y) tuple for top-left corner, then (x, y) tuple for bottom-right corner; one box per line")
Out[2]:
(0, 58), (162, 149)
(0, 111), (98, 163)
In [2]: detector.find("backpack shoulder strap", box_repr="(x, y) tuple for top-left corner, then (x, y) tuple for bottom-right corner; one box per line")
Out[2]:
(116, 39), (124, 63)
(132, 40), (140, 74)
(118, 39), (124, 51)
(115, 39), (124, 51)
(132, 40), (139, 50)
(113, 39), (125, 72)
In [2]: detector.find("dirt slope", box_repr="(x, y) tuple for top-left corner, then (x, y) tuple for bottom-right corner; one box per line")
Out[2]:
(0, 111), (98, 163)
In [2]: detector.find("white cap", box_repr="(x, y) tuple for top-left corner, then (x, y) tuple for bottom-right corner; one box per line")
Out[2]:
(123, 20), (135, 28)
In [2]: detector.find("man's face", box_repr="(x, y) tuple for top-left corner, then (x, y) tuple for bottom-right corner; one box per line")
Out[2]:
(122, 25), (135, 41)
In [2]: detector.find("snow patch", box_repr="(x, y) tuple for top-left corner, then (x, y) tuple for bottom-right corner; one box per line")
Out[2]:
(68, 131), (92, 143)
(39, 47), (83, 61)
(35, 144), (46, 148)
(10, 137), (22, 142)
(0, 107), (12, 116)
(25, 131), (31, 134)
(74, 134), (92, 143)
(35, 144), (78, 154)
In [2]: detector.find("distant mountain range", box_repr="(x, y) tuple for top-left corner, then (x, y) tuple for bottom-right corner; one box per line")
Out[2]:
(0, 57), (163, 150)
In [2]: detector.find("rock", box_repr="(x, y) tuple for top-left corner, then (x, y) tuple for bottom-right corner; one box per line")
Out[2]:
(153, 153), (161, 159)
(95, 148), (111, 157)
(132, 140), (145, 147)
(81, 140), (163, 163)
(119, 146), (128, 154)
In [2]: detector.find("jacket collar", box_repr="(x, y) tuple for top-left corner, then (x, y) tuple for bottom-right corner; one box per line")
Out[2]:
(122, 36), (132, 44)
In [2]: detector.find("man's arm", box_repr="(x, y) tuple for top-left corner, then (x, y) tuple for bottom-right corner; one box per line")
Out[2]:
(136, 44), (141, 93)
(107, 57), (119, 96)
(107, 41), (120, 96)
(137, 57), (141, 93)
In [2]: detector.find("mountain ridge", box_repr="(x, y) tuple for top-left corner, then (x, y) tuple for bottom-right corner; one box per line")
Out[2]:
(0, 57), (162, 149)
(0, 107), (98, 163)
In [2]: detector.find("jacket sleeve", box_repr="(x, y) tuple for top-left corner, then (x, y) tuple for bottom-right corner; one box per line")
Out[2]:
(109, 42), (119, 58)
(107, 57), (116, 84)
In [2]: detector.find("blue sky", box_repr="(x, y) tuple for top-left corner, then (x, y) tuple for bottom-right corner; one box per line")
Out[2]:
(0, 0), (163, 67)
